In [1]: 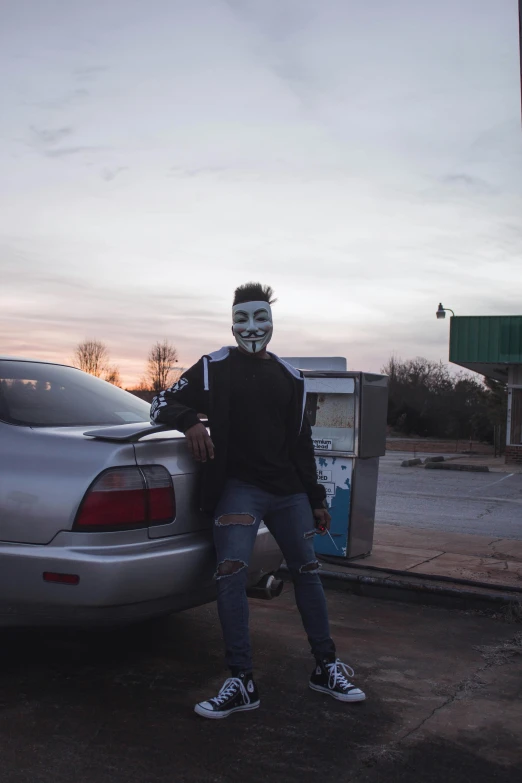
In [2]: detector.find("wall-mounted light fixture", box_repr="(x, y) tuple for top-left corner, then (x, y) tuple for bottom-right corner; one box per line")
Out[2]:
(436, 303), (455, 320)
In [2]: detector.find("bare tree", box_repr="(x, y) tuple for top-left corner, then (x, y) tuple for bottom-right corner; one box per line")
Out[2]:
(146, 340), (178, 392)
(73, 339), (110, 377)
(105, 365), (122, 387)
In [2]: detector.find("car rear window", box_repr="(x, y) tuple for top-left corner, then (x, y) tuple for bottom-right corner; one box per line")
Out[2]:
(0, 360), (151, 427)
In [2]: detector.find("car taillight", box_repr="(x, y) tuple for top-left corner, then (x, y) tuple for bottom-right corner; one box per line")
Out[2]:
(74, 466), (175, 532)
(141, 465), (176, 525)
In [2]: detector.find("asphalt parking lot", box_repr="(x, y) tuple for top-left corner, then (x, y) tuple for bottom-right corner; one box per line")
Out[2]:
(376, 453), (522, 539)
(1, 586), (521, 783)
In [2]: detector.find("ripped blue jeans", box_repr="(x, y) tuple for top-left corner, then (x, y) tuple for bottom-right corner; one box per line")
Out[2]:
(214, 479), (336, 672)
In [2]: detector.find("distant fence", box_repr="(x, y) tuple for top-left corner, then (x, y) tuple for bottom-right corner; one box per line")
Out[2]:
(386, 438), (495, 455)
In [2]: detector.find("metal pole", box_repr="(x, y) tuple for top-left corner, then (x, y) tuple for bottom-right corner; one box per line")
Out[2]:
(519, 0), (522, 124)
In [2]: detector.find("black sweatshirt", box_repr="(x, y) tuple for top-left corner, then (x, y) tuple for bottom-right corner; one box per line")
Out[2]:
(227, 348), (305, 495)
(150, 346), (326, 515)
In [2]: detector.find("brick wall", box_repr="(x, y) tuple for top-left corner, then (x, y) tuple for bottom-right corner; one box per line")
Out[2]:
(505, 445), (522, 464)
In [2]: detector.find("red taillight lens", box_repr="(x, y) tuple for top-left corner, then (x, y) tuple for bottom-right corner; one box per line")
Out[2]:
(75, 468), (147, 531)
(141, 466), (176, 524)
(74, 466), (175, 532)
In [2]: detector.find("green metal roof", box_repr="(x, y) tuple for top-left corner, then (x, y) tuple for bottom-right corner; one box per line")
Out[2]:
(449, 316), (522, 380)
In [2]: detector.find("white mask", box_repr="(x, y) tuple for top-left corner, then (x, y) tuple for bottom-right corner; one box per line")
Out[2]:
(232, 300), (273, 354)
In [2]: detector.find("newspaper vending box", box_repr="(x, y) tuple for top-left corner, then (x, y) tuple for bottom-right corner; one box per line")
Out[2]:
(303, 371), (388, 559)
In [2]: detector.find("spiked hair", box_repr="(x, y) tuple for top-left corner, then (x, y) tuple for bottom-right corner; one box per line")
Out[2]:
(233, 282), (276, 307)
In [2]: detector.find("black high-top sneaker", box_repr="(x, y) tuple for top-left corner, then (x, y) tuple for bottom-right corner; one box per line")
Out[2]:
(194, 672), (260, 719)
(309, 658), (366, 702)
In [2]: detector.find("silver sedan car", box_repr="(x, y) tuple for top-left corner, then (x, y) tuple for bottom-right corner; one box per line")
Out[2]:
(0, 357), (282, 627)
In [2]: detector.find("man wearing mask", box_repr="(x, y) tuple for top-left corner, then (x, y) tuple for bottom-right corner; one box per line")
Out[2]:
(151, 282), (365, 719)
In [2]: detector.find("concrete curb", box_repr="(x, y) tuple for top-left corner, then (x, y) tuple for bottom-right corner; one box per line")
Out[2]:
(401, 458), (422, 467)
(318, 554), (522, 595)
(425, 462), (489, 472)
(278, 565), (521, 613)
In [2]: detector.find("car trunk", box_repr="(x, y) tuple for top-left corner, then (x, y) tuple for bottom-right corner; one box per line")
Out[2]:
(1, 426), (139, 544)
(1, 424), (209, 545)
(82, 424), (212, 539)
(132, 431), (211, 538)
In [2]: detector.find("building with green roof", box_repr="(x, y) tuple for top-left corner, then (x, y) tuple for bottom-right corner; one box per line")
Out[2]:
(445, 314), (522, 463)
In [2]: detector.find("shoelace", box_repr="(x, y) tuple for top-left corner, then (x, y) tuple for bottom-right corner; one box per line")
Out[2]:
(212, 677), (249, 706)
(325, 659), (356, 691)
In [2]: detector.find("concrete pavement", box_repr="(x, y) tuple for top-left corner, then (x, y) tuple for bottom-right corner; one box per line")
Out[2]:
(347, 523), (522, 591)
(376, 452), (522, 539)
(317, 452), (522, 608)
(0, 590), (521, 782)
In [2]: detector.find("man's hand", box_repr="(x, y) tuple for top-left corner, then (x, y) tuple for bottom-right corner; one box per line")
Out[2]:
(185, 422), (215, 462)
(313, 506), (332, 535)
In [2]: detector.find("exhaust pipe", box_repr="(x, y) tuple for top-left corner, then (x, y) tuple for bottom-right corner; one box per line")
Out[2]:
(246, 573), (284, 600)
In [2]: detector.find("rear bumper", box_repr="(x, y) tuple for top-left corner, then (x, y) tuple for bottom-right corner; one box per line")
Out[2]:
(0, 527), (282, 627)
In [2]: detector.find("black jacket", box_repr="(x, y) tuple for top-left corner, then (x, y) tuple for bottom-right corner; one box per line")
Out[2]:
(150, 346), (326, 515)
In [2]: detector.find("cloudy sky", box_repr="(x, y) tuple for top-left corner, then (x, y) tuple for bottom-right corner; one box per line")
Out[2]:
(1, 0), (521, 386)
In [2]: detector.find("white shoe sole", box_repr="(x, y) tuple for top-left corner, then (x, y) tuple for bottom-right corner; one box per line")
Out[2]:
(194, 700), (260, 719)
(309, 682), (366, 702)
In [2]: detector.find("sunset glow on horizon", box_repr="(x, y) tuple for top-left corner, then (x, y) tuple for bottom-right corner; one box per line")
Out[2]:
(1, 0), (521, 388)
